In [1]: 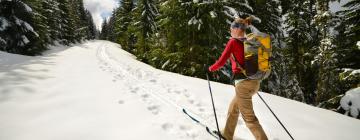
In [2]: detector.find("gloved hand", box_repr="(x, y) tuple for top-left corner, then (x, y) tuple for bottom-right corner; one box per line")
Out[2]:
(212, 72), (220, 80)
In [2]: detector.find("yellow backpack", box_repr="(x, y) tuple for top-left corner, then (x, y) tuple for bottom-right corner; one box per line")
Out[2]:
(235, 32), (272, 80)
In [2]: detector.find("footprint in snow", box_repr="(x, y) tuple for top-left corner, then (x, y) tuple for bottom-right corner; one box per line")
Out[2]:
(141, 94), (150, 99)
(174, 90), (181, 94)
(161, 123), (173, 131)
(198, 107), (205, 112)
(147, 105), (160, 115)
(188, 99), (195, 104)
(195, 102), (203, 107)
(118, 100), (124, 104)
(184, 93), (190, 97)
(129, 87), (139, 94)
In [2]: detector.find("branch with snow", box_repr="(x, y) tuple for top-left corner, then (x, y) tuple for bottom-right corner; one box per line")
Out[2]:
(340, 87), (360, 118)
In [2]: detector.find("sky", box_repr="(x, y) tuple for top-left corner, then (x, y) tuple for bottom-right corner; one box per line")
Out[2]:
(83, 0), (119, 31)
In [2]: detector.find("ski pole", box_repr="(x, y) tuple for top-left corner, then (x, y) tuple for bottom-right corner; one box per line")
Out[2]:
(257, 92), (295, 140)
(206, 73), (221, 140)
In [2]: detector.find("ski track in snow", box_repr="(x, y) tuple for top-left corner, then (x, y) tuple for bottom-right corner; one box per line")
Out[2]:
(96, 41), (276, 140)
(96, 41), (221, 139)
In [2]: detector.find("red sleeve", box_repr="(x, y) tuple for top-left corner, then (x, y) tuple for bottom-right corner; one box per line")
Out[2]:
(209, 39), (234, 72)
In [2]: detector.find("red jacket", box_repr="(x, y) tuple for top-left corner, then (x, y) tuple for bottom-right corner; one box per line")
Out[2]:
(209, 38), (244, 74)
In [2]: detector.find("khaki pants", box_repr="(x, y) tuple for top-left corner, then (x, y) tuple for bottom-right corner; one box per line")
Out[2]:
(222, 80), (268, 140)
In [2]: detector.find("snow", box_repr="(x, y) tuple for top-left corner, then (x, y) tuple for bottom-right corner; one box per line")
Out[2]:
(210, 11), (217, 18)
(188, 16), (198, 25)
(1, 40), (360, 140)
(188, 17), (203, 30)
(240, 0), (253, 12)
(160, 1), (168, 6)
(21, 1), (33, 13)
(197, 19), (202, 30)
(340, 87), (360, 118)
(322, 11), (331, 18)
(351, 69), (360, 75)
(0, 17), (10, 31)
(161, 59), (170, 69)
(21, 35), (29, 44)
(147, 3), (158, 16)
(0, 37), (5, 44)
(224, 6), (238, 18)
(343, 68), (354, 73)
(14, 17), (39, 37)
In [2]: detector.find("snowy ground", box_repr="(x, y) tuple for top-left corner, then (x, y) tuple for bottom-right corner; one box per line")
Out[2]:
(1, 40), (360, 140)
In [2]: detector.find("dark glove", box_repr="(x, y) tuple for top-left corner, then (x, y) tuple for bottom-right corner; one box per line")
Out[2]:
(212, 72), (220, 80)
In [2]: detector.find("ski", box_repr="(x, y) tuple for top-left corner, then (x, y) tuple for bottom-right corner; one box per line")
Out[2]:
(182, 108), (225, 140)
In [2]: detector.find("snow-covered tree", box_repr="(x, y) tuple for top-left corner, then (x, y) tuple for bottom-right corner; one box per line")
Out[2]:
(114, 0), (135, 51)
(313, 0), (341, 105)
(107, 12), (118, 42)
(0, 0), (44, 55)
(100, 19), (108, 40)
(85, 10), (96, 39)
(41, 0), (61, 43)
(278, 0), (316, 103)
(335, 0), (360, 69)
(339, 87), (360, 119)
(23, 0), (49, 51)
(57, 0), (77, 44)
(72, 0), (88, 41)
(262, 38), (306, 102)
(133, 0), (159, 54)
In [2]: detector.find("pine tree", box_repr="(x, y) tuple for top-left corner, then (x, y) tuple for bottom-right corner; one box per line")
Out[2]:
(114, 0), (135, 51)
(280, 0), (316, 103)
(327, 0), (360, 109)
(85, 10), (96, 39)
(246, 0), (281, 35)
(0, 0), (44, 55)
(133, 0), (159, 55)
(106, 11), (117, 42)
(57, 0), (77, 44)
(284, 0), (310, 83)
(72, 0), (88, 41)
(41, 0), (61, 43)
(335, 0), (360, 69)
(263, 35), (306, 102)
(100, 19), (108, 40)
(313, 0), (340, 105)
(0, 0), (96, 55)
(23, 0), (49, 52)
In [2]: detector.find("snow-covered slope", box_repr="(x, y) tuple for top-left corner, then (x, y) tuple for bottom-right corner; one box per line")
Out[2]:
(0, 40), (359, 140)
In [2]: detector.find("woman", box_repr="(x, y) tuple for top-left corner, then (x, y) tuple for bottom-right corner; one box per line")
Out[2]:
(208, 17), (268, 140)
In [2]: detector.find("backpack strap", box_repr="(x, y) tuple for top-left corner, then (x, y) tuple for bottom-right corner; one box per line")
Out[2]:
(232, 39), (247, 77)
(231, 54), (247, 77)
